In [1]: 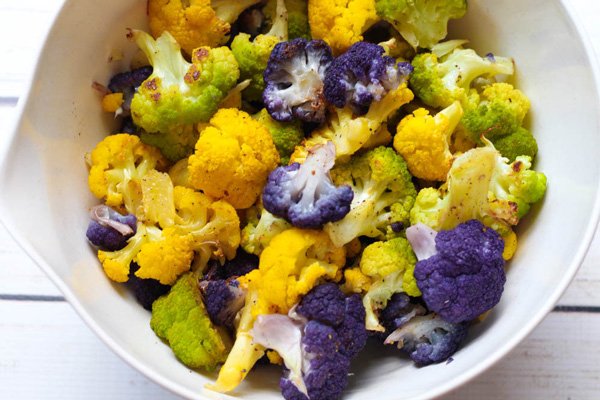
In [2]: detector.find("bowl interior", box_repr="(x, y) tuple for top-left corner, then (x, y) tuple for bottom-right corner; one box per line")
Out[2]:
(1, 0), (599, 399)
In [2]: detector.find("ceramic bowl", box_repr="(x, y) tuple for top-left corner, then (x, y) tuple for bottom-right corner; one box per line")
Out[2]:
(1, 0), (599, 399)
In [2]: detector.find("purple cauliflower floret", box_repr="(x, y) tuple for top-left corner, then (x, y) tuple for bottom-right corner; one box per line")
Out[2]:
(251, 283), (367, 400)
(85, 205), (137, 251)
(384, 313), (469, 366)
(263, 38), (333, 123)
(324, 42), (413, 115)
(262, 142), (354, 229)
(203, 249), (259, 281)
(407, 220), (506, 324)
(126, 263), (171, 310)
(107, 66), (153, 116)
(199, 279), (246, 329)
(379, 293), (427, 334)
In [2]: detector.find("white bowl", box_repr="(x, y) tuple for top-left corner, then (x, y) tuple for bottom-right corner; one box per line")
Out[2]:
(1, 1), (599, 399)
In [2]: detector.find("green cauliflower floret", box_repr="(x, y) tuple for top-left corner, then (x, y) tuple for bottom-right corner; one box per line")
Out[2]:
(410, 45), (514, 109)
(462, 82), (531, 143)
(231, 0), (288, 102)
(410, 139), (547, 233)
(264, 0), (310, 39)
(130, 30), (240, 161)
(492, 127), (538, 162)
(360, 237), (419, 331)
(139, 125), (199, 163)
(241, 203), (292, 255)
(150, 272), (230, 370)
(253, 109), (305, 165)
(325, 146), (417, 247)
(375, 0), (467, 49)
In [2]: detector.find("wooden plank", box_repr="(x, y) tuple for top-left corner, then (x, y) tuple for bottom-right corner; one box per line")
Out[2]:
(0, 300), (180, 400)
(0, 300), (598, 399)
(446, 310), (600, 399)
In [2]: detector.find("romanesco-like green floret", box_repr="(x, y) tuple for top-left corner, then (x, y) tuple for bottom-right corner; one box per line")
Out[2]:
(151, 272), (230, 370)
(375, 0), (467, 49)
(410, 47), (514, 109)
(254, 109), (305, 165)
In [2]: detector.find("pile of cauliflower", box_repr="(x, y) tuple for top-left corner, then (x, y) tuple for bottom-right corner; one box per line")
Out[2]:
(85, 1), (547, 399)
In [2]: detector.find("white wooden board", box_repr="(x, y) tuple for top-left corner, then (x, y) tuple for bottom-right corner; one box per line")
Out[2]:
(0, 0), (600, 399)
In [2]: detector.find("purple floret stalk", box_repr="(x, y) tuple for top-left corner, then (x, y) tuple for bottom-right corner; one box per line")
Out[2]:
(90, 205), (134, 235)
(405, 223), (438, 261)
(292, 142), (336, 210)
(251, 313), (308, 396)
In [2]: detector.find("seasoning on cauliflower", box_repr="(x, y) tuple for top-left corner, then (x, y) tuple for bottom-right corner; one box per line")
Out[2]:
(87, 133), (168, 216)
(187, 108), (280, 209)
(410, 139), (547, 235)
(410, 45), (514, 109)
(461, 82), (531, 144)
(251, 283), (368, 400)
(384, 311), (469, 366)
(86, 205), (137, 251)
(324, 41), (413, 115)
(150, 272), (231, 370)
(375, 0), (467, 49)
(308, 0), (379, 55)
(129, 30), (240, 161)
(209, 228), (346, 392)
(359, 237), (419, 332)
(263, 38), (334, 124)
(324, 146), (417, 247)
(406, 220), (506, 324)
(231, 0), (289, 102)
(148, 0), (262, 55)
(254, 109), (305, 165)
(241, 204), (292, 256)
(393, 101), (463, 181)
(262, 142), (354, 229)
(292, 83), (414, 162)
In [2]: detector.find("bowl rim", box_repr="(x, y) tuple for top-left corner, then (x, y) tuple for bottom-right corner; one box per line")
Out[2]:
(1, 1), (600, 399)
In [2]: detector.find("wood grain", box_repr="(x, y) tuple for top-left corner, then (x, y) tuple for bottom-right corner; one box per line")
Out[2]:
(0, 0), (599, 399)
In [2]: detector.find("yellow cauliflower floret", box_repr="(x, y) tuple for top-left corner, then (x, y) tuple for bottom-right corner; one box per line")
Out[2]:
(97, 224), (148, 283)
(148, 0), (260, 55)
(87, 134), (168, 215)
(135, 226), (195, 285)
(308, 0), (379, 54)
(188, 108), (279, 209)
(502, 229), (518, 260)
(101, 93), (123, 113)
(212, 228), (345, 392)
(393, 101), (463, 182)
(341, 267), (372, 294)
